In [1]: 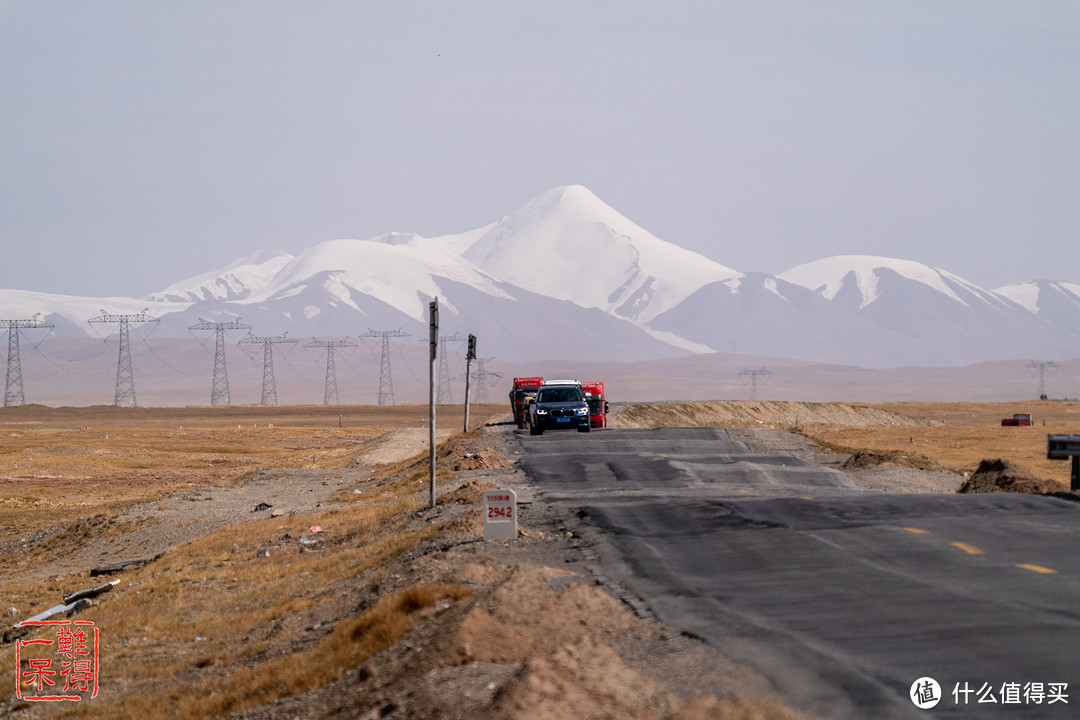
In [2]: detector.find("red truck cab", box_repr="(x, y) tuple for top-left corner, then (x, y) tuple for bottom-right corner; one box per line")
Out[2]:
(581, 381), (608, 429)
(510, 377), (544, 429)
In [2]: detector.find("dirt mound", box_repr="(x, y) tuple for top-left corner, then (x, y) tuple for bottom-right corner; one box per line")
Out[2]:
(843, 450), (937, 470)
(613, 401), (936, 430)
(958, 459), (1063, 495)
(453, 449), (512, 471)
(438, 507), (484, 536)
(438, 480), (499, 505)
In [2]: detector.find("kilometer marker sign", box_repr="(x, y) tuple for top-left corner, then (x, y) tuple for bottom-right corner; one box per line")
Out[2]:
(483, 489), (518, 541)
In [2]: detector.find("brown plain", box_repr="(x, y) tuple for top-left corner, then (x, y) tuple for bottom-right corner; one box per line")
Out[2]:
(1, 400), (1074, 719)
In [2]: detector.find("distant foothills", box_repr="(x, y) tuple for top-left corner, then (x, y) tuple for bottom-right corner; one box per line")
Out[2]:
(2, 185), (1080, 406)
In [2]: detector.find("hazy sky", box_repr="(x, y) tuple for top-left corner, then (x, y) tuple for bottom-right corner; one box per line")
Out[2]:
(2, 1), (1078, 299)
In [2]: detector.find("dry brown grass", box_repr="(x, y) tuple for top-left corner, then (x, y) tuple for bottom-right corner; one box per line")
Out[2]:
(0, 404), (502, 717)
(804, 401), (1080, 487)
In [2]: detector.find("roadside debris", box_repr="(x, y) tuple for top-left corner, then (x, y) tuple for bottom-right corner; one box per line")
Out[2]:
(91, 557), (153, 577)
(5, 580), (120, 644)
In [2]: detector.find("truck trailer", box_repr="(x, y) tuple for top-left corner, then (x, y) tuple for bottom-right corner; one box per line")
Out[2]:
(509, 377), (544, 429)
(581, 381), (608, 429)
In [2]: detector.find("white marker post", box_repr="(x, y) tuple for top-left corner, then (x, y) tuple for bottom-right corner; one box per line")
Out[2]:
(482, 488), (517, 541)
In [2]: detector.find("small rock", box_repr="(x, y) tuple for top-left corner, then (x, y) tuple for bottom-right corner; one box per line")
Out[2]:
(270, 509), (286, 518)
(66, 599), (95, 618)
(257, 548), (271, 558)
(4, 607), (19, 618)
(253, 502), (272, 512)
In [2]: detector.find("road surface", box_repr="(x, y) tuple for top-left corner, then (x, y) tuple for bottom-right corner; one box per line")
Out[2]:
(516, 427), (1080, 719)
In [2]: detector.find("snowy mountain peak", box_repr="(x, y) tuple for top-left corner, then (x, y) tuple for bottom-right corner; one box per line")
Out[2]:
(457, 185), (741, 323)
(778, 254), (985, 309)
(146, 250), (294, 303)
(995, 279), (1080, 315)
(246, 236), (512, 323)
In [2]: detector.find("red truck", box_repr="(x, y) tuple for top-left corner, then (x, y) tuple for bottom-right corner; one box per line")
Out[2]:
(509, 377), (544, 429)
(581, 381), (608, 429)
(1001, 413), (1033, 427)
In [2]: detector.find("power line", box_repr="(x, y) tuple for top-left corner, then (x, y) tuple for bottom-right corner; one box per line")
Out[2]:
(87, 309), (159, 407)
(188, 318), (251, 406)
(738, 367), (771, 401)
(1027, 360), (1060, 398)
(305, 338), (357, 405)
(437, 334), (466, 404)
(359, 329), (410, 405)
(239, 332), (297, 405)
(1, 314), (54, 407)
(471, 357), (502, 403)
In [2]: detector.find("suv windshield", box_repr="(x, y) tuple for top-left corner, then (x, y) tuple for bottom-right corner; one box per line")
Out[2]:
(537, 387), (583, 404)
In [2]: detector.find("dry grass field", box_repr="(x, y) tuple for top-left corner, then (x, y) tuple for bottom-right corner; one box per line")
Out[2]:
(813, 401), (1080, 486)
(0, 403), (505, 719)
(1, 400), (1076, 719)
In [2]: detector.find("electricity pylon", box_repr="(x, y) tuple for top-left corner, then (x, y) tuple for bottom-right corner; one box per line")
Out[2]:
(1028, 360), (1059, 398)
(239, 332), (297, 405)
(436, 334), (466, 404)
(738, 367), (771, 401)
(88, 309), (160, 407)
(188, 318), (250, 406)
(359, 329), (410, 405)
(2, 314), (54, 407)
(305, 338), (356, 405)
(472, 357), (502, 403)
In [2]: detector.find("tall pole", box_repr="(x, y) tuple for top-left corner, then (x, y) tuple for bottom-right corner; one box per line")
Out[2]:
(429, 298), (438, 508)
(359, 329), (410, 405)
(2, 316), (54, 407)
(305, 338), (356, 405)
(463, 334), (476, 432)
(88, 310), (160, 407)
(188, 318), (251, 407)
(436, 333), (465, 404)
(5, 327), (20, 408)
(239, 333), (297, 406)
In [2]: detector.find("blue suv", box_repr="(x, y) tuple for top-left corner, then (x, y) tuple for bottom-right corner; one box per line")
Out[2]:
(527, 382), (590, 435)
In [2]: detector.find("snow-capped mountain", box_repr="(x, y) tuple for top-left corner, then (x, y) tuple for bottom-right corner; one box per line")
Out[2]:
(449, 185), (742, 324)
(4, 188), (1080, 368)
(770, 255), (1078, 364)
(996, 280), (1080, 336)
(147, 250), (294, 303)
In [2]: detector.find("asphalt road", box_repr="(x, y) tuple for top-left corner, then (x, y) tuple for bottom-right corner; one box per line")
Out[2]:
(516, 427), (1080, 719)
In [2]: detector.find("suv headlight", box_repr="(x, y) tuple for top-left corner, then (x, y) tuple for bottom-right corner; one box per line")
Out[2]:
(535, 408), (548, 415)
(575, 407), (588, 415)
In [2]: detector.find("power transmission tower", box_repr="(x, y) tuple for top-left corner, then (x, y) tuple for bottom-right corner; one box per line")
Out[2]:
(305, 338), (356, 405)
(436, 333), (466, 404)
(472, 357), (502, 403)
(2, 314), (54, 407)
(738, 367), (771, 401)
(239, 332), (297, 405)
(88, 309), (160, 407)
(1028, 360), (1060, 398)
(188, 318), (251, 406)
(359, 329), (410, 405)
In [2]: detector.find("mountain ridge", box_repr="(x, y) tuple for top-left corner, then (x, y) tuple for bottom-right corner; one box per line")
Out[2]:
(4, 186), (1079, 368)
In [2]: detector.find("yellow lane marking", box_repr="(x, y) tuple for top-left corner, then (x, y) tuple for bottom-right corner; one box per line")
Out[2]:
(800, 496), (813, 500)
(1017, 564), (1057, 575)
(903, 527), (931, 534)
(951, 542), (984, 555)
(738, 490), (749, 494)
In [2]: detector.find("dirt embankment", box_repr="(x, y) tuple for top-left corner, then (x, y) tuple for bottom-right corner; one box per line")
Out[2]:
(958, 458), (1066, 495)
(611, 401), (938, 430)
